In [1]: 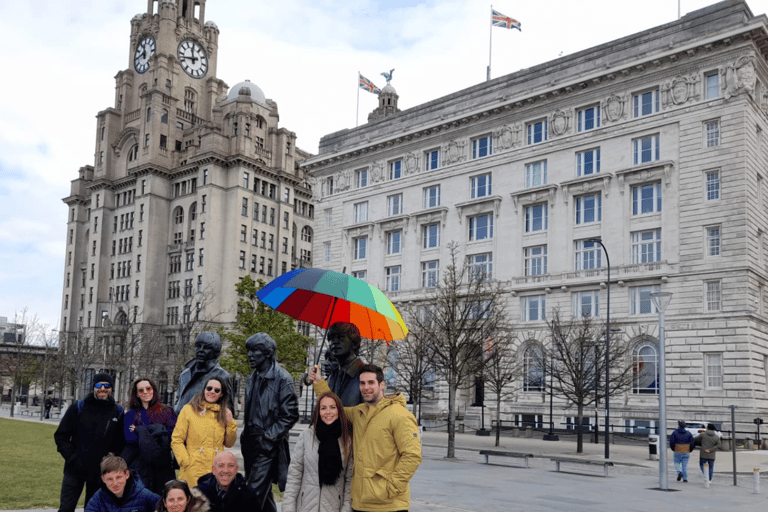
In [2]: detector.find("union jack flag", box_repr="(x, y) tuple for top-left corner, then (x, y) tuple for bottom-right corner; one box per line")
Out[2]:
(359, 74), (382, 95)
(492, 9), (521, 31)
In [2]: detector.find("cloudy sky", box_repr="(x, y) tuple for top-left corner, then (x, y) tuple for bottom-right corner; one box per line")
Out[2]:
(0, 0), (763, 332)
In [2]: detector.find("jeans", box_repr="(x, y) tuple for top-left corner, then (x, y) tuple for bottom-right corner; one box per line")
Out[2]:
(673, 452), (691, 481)
(58, 472), (100, 512)
(700, 458), (715, 481)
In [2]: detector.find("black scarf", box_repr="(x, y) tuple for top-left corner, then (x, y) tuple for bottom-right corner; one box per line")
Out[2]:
(315, 418), (343, 487)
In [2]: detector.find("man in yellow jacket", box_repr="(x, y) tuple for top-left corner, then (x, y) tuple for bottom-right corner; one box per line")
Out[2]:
(311, 363), (421, 512)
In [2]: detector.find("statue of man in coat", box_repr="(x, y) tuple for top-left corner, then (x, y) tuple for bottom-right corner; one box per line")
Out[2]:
(241, 333), (299, 512)
(174, 332), (233, 415)
(325, 322), (366, 406)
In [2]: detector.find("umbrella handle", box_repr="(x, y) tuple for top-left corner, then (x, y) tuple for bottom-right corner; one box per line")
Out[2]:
(303, 298), (337, 385)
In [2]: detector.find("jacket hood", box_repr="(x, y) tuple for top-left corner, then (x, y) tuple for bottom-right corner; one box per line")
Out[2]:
(378, 393), (407, 409)
(675, 427), (688, 433)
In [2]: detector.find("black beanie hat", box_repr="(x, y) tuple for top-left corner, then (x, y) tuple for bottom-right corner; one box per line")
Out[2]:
(678, 420), (686, 428)
(93, 372), (114, 388)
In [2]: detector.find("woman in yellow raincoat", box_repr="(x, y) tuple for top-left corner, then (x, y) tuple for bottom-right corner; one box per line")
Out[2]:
(171, 377), (237, 486)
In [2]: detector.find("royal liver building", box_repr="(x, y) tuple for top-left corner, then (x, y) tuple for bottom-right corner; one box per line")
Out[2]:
(302, 0), (768, 433)
(59, 0), (314, 400)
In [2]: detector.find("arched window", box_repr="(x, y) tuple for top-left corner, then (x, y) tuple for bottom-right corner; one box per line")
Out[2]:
(161, 109), (168, 124)
(128, 144), (139, 163)
(116, 312), (128, 325)
(189, 202), (197, 221)
(632, 340), (659, 394)
(146, 107), (151, 122)
(523, 345), (545, 392)
(174, 206), (184, 225)
(301, 226), (313, 243)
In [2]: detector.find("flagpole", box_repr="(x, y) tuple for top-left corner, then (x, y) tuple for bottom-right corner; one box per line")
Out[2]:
(487, 5), (493, 82)
(356, 72), (360, 127)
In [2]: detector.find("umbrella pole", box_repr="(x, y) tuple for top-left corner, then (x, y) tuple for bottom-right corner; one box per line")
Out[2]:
(302, 297), (339, 385)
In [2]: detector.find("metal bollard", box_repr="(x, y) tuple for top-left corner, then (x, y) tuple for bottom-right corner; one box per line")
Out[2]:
(754, 467), (760, 494)
(703, 462), (710, 488)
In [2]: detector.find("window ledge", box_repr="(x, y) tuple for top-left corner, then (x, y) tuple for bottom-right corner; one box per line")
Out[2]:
(616, 160), (675, 190)
(455, 195), (502, 223)
(510, 185), (558, 211)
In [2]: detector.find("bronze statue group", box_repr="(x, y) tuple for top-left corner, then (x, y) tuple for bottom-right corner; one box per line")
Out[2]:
(53, 322), (422, 512)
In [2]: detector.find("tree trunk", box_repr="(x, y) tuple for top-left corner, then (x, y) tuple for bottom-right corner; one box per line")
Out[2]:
(495, 394), (501, 446)
(576, 404), (584, 453)
(446, 382), (456, 459)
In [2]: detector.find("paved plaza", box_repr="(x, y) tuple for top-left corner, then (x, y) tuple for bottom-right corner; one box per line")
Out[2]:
(4, 407), (768, 511)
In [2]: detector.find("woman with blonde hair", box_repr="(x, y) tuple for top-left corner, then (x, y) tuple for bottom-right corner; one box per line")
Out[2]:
(171, 377), (237, 486)
(282, 392), (353, 512)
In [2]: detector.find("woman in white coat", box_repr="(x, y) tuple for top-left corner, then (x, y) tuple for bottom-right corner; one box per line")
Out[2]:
(282, 392), (353, 512)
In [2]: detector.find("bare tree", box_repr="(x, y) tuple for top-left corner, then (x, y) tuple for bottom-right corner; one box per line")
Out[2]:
(482, 330), (521, 446)
(388, 334), (435, 422)
(547, 310), (632, 453)
(358, 336), (387, 367)
(404, 242), (510, 459)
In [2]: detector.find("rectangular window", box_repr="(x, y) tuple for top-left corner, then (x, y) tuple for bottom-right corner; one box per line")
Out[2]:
(706, 226), (721, 257)
(243, 172), (249, 188)
(706, 280), (721, 311)
(633, 135), (660, 164)
(422, 223), (440, 249)
(352, 270), (367, 280)
(241, 198), (248, 216)
(633, 89), (660, 117)
(423, 185), (441, 208)
(250, 254), (257, 272)
(387, 194), (403, 216)
(422, 260), (439, 288)
(525, 161), (547, 188)
(706, 171), (720, 200)
(631, 229), (662, 263)
(354, 236), (367, 260)
(577, 105), (601, 132)
(630, 285), (660, 315)
(201, 195), (207, 213)
(386, 231), (402, 255)
(468, 213), (493, 241)
(239, 251), (246, 269)
(389, 160), (402, 180)
(705, 353), (723, 388)
(471, 173), (492, 198)
(705, 72), (719, 100)
(467, 253), (492, 281)
(425, 149), (440, 170)
(575, 240), (602, 270)
(240, 225), (247, 242)
(524, 204), (548, 232)
(576, 148), (601, 176)
(354, 202), (368, 223)
(524, 245), (547, 276)
(356, 168), (368, 188)
(575, 194), (602, 224)
(472, 136), (493, 159)
(705, 120), (720, 147)
(521, 295), (546, 321)
(632, 183), (662, 215)
(325, 209), (332, 227)
(385, 265), (401, 292)
(324, 242), (331, 262)
(527, 120), (548, 145)
(573, 291), (600, 317)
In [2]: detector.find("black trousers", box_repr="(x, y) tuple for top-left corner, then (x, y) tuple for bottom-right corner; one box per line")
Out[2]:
(241, 429), (277, 512)
(59, 472), (100, 512)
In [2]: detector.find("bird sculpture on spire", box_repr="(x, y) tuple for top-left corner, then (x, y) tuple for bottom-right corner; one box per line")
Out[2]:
(381, 69), (394, 84)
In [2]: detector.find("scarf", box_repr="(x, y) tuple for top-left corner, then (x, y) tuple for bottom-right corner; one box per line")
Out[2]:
(315, 418), (343, 487)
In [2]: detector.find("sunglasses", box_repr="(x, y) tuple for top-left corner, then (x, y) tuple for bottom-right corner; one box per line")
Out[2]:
(94, 382), (112, 389)
(205, 386), (222, 393)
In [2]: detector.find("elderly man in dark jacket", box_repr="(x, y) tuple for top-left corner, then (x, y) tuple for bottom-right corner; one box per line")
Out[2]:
(241, 332), (299, 512)
(174, 332), (233, 415)
(669, 420), (695, 482)
(55, 373), (125, 512)
(196, 452), (260, 512)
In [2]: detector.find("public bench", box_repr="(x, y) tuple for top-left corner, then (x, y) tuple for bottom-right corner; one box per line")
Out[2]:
(549, 456), (614, 477)
(479, 450), (534, 468)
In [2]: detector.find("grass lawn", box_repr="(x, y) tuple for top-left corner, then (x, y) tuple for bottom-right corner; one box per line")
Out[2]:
(0, 417), (73, 509)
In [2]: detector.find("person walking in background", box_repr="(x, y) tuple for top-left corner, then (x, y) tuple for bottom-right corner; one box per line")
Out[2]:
(695, 424), (723, 482)
(171, 378), (237, 487)
(155, 480), (209, 512)
(84, 454), (159, 512)
(122, 378), (177, 494)
(282, 392), (353, 512)
(55, 373), (125, 512)
(669, 420), (695, 483)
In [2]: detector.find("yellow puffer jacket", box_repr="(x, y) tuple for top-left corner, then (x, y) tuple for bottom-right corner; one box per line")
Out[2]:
(315, 381), (422, 511)
(171, 402), (238, 486)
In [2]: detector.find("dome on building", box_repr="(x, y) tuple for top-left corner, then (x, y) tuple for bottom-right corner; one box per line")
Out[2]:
(381, 83), (397, 95)
(204, 20), (219, 30)
(226, 80), (266, 104)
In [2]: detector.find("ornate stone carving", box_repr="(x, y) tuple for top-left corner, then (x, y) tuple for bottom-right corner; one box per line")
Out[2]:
(550, 109), (570, 136)
(603, 93), (626, 122)
(404, 151), (420, 175)
(308, 177), (320, 200)
(335, 170), (351, 192)
(662, 74), (700, 107)
(724, 53), (757, 101)
(442, 139), (466, 165)
(370, 161), (385, 183)
(494, 123), (521, 150)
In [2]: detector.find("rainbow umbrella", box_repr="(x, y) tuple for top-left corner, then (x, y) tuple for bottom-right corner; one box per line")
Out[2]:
(256, 267), (408, 342)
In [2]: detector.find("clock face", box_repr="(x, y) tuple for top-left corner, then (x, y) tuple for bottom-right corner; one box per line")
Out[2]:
(133, 36), (156, 74)
(177, 39), (208, 78)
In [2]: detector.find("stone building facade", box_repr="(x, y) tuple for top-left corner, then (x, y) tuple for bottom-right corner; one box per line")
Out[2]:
(302, 0), (768, 434)
(60, 0), (314, 401)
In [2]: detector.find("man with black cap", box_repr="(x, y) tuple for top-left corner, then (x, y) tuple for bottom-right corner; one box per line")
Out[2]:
(55, 372), (126, 512)
(669, 420), (695, 482)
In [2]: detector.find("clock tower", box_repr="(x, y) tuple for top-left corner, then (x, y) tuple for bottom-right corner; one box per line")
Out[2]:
(60, 0), (315, 401)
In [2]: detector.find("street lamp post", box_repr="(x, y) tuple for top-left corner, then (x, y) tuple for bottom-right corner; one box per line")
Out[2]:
(651, 291), (673, 491)
(587, 238), (610, 459)
(543, 348), (559, 441)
